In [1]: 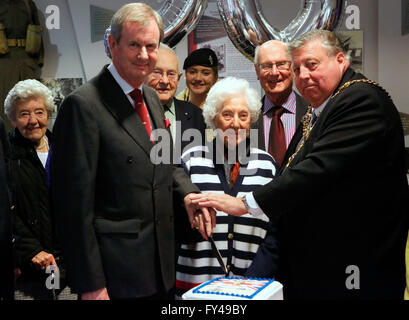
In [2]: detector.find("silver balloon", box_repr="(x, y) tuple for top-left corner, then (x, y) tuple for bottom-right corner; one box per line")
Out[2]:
(104, 0), (208, 58)
(217, 0), (345, 61)
(161, 0), (208, 48)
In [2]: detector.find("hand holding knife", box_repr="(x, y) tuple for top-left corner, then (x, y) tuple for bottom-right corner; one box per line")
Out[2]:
(193, 209), (227, 275)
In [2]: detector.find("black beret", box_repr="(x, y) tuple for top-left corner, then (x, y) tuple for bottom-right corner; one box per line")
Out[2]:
(183, 48), (219, 70)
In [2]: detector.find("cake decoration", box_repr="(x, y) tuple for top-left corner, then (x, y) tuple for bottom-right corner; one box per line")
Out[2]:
(191, 277), (276, 299)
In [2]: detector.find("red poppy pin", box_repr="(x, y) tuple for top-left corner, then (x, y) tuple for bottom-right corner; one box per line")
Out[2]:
(164, 118), (171, 128)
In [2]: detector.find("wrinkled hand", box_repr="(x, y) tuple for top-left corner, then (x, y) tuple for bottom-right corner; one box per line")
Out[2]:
(81, 287), (110, 300)
(31, 251), (57, 270)
(184, 193), (216, 240)
(193, 208), (217, 240)
(189, 193), (247, 216)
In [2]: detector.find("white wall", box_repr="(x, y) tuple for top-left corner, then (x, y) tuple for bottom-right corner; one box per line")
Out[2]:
(35, 0), (83, 79)
(378, 0), (409, 115)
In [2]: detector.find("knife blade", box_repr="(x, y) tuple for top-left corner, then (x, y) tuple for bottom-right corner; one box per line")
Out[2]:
(208, 235), (228, 275)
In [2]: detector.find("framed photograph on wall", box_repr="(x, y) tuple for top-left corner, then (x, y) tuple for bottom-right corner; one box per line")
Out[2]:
(337, 30), (364, 74)
(40, 78), (83, 129)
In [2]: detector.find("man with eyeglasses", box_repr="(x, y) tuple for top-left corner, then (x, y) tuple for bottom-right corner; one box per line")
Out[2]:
(146, 43), (206, 154)
(253, 40), (307, 168)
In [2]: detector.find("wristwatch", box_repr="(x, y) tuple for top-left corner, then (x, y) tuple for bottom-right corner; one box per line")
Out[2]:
(240, 196), (250, 213)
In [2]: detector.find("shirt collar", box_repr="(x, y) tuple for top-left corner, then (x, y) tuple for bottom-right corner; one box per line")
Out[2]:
(263, 91), (296, 115)
(313, 96), (330, 116)
(107, 63), (142, 95)
(164, 99), (175, 115)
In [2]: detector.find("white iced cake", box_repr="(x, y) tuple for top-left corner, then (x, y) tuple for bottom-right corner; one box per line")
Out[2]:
(182, 277), (283, 300)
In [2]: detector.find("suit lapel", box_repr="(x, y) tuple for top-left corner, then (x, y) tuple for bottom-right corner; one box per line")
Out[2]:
(280, 69), (360, 172)
(95, 67), (153, 156)
(295, 93), (308, 125)
(174, 99), (192, 134)
(252, 96), (266, 151)
(255, 114), (265, 150)
(142, 84), (165, 131)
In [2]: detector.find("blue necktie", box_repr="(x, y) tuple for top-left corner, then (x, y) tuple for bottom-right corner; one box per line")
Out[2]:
(311, 110), (318, 125)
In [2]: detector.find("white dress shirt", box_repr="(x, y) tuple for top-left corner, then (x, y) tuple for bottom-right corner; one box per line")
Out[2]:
(107, 63), (155, 133)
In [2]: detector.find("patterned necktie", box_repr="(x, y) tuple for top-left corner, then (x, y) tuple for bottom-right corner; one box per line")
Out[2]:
(229, 162), (240, 189)
(311, 109), (318, 125)
(268, 106), (286, 167)
(129, 88), (152, 139)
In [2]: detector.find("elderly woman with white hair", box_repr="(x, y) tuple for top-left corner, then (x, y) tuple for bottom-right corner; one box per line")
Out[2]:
(175, 76), (279, 297)
(4, 79), (76, 300)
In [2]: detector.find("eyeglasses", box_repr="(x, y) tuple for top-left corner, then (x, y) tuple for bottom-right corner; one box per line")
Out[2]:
(151, 69), (179, 81)
(258, 61), (291, 72)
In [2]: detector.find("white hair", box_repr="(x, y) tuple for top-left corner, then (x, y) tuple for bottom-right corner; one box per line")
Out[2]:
(254, 40), (290, 66)
(4, 79), (56, 121)
(202, 77), (261, 129)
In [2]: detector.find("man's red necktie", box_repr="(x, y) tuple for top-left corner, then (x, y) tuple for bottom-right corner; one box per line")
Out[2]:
(268, 106), (286, 167)
(129, 88), (152, 139)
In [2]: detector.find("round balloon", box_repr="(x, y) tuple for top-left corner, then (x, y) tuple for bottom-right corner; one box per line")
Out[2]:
(217, 0), (345, 61)
(162, 0), (209, 48)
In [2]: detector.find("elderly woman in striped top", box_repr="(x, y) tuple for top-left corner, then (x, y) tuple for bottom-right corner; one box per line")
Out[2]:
(175, 77), (279, 297)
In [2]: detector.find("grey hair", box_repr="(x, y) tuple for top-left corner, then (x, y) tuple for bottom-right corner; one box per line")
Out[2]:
(288, 30), (351, 62)
(4, 79), (55, 121)
(158, 43), (180, 71)
(110, 3), (164, 43)
(202, 77), (261, 129)
(159, 43), (176, 54)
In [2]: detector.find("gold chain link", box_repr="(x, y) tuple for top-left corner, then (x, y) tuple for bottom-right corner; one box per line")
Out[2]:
(331, 79), (392, 100)
(285, 79), (392, 168)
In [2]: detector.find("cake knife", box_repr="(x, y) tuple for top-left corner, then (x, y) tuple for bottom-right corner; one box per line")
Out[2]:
(208, 235), (228, 275)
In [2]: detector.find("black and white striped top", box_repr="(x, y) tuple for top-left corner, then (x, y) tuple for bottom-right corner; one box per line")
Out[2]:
(176, 144), (277, 293)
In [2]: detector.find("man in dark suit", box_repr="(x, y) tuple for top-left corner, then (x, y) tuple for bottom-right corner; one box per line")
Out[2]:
(190, 30), (409, 299)
(146, 43), (206, 154)
(50, 3), (213, 300)
(253, 40), (307, 168)
(0, 117), (13, 300)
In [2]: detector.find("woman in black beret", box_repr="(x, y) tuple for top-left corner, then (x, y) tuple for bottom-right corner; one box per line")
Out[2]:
(176, 48), (219, 109)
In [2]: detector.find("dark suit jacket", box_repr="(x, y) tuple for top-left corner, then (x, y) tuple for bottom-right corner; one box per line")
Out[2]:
(173, 98), (206, 154)
(171, 99), (206, 244)
(50, 66), (199, 299)
(253, 68), (409, 299)
(0, 118), (12, 300)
